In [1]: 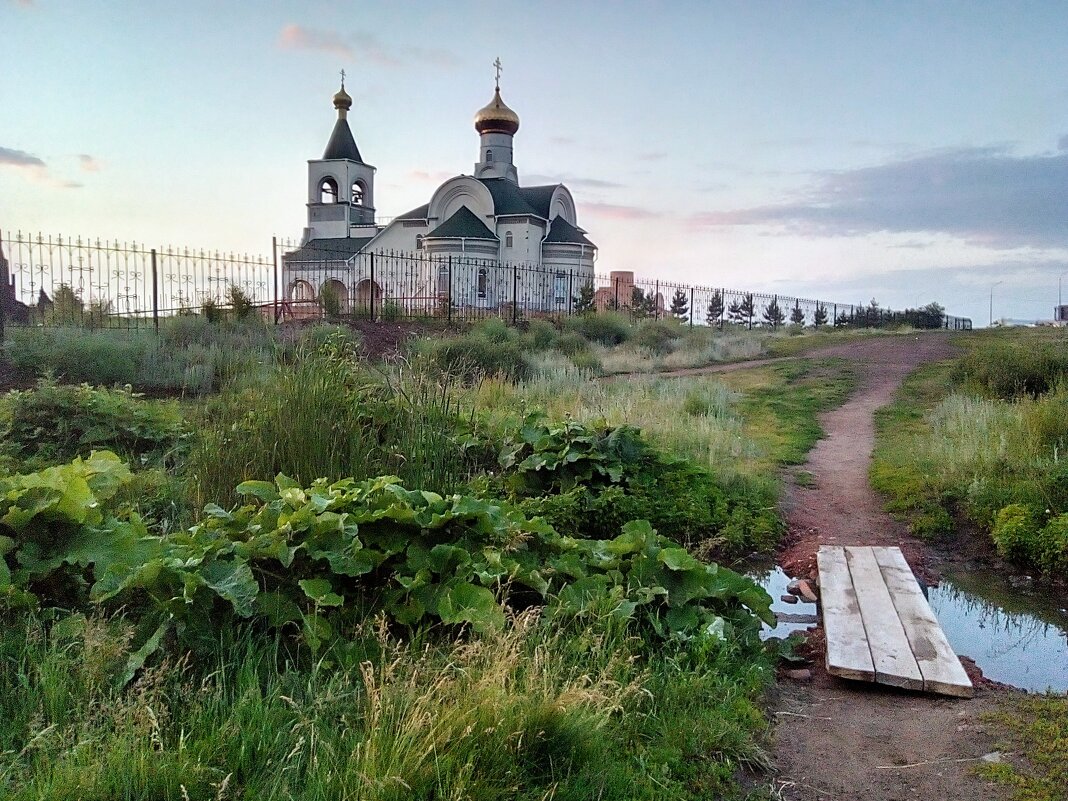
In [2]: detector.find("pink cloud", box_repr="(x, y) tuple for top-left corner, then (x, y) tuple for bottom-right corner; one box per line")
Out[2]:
(278, 24), (354, 60)
(78, 154), (102, 172)
(582, 202), (659, 220)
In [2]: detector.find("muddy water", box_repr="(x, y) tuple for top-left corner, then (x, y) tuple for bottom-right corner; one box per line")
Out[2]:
(930, 567), (1068, 693)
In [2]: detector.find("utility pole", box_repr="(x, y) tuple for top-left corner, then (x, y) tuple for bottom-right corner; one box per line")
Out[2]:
(989, 280), (1003, 328)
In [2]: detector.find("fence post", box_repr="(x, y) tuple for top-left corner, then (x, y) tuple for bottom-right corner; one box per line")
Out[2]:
(272, 236), (280, 324)
(654, 280), (660, 320)
(447, 255), (453, 323)
(512, 262), (518, 325)
(0, 229), (6, 345)
(614, 277), (619, 311)
(150, 248), (159, 334)
(720, 288), (725, 330)
(568, 269), (573, 316)
(369, 252), (376, 321)
(689, 287), (694, 328)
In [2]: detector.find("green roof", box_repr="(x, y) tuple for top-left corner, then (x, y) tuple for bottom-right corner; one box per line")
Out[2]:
(322, 119), (363, 162)
(478, 178), (560, 218)
(544, 216), (595, 246)
(426, 206), (498, 240)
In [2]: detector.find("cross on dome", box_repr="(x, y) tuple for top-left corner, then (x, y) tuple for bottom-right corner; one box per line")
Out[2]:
(493, 57), (502, 90)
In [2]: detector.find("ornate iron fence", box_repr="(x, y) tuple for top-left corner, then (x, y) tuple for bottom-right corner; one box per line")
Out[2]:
(0, 229), (973, 336)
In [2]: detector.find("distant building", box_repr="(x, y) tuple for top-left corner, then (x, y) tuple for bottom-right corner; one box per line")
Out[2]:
(282, 69), (597, 317)
(0, 240), (31, 324)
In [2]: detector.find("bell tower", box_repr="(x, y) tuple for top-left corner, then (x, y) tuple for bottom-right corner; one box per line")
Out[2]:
(305, 73), (377, 240)
(473, 58), (520, 183)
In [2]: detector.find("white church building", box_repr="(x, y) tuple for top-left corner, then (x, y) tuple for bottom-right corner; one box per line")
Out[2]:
(282, 69), (597, 317)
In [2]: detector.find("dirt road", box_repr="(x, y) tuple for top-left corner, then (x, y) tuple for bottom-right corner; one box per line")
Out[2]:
(764, 334), (1010, 801)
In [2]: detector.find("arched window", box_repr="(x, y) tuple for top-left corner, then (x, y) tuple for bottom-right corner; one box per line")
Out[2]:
(505, 231), (513, 248)
(486, 149), (493, 162)
(415, 234), (425, 250)
(351, 181), (364, 205)
(319, 177), (338, 204)
(477, 268), (488, 299)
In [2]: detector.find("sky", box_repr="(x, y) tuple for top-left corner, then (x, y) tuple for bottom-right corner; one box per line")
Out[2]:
(2, 0), (1067, 326)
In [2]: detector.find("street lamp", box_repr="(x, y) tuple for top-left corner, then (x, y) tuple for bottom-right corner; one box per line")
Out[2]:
(990, 280), (1003, 328)
(1059, 271), (1068, 320)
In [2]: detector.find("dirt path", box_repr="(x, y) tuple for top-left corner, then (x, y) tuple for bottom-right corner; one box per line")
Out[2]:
(765, 334), (1012, 801)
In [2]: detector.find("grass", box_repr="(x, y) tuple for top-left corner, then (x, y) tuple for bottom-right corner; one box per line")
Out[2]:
(977, 696), (1068, 801)
(3, 319), (278, 395)
(871, 331), (1068, 563)
(0, 610), (773, 801)
(0, 317), (875, 800)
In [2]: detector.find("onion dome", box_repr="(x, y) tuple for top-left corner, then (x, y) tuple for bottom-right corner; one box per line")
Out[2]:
(474, 88), (520, 135)
(333, 83), (352, 117)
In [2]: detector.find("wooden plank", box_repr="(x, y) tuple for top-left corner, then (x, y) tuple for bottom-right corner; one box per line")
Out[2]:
(872, 547), (974, 698)
(844, 546), (925, 691)
(817, 546), (875, 682)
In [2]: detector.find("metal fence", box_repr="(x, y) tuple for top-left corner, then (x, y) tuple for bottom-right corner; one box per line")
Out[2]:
(0, 229), (972, 336)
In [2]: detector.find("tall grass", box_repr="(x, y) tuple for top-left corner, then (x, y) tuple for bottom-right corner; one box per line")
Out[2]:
(0, 612), (772, 800)
(188, 346), (485, 508)
(4, 319), (278, 395)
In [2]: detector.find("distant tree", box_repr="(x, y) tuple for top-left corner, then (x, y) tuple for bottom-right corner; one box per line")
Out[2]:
(813, 302), (828, 328)
(631, 286), (650, 319)
(319, 283), (343, 320)
(917, 301), (945, 329)
(50, 283), (84, 324)
(727, 298), (745, 326)
(201, 296), (224, 324)
(739, 292), (755, 330)
(669, 288), (689, 320)
(790, 300), (805, 326)
(762, 296), (786, 328)
(227, 283), (256, 320)
(572, 281), (596, 314)
(706, 290), (724, 327)
(834, 310), (850, 328)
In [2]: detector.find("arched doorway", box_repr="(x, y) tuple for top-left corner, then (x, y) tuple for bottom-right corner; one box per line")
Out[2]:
(354, 279), (382, 312)
(289, 280), (315, 301)
(319, 278), (350, 315)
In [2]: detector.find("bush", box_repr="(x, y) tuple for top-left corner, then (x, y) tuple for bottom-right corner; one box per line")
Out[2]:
(381, 300), (402, 322)
(298, 323), (362, 354)
(522, 319), (559, 351)
(0, 380), (186, 468)
(954, 341), (1068, 399)
(426, 327), (531, 382)
(992, 504), (1040, 561)
(554, 331), (591, 358)
(565, 312), (632, 347)
(633, 319), (681, 356)
(471, 317), (517, 344)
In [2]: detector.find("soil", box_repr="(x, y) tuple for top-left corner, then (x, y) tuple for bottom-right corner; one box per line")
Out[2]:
(756, 334), (1015, 801)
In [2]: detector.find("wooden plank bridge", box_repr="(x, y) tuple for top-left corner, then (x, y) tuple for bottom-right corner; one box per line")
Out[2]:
(817, 545), (973, 698)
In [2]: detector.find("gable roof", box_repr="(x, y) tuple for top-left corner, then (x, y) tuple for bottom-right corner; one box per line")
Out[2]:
(478, 178), (560, 218)
(322, 118), (363, 162)
(544, 216), (595, 247)
(426, 206), (498, 240)
(283, 236), (374, 263)
(395, 203), (430, 221)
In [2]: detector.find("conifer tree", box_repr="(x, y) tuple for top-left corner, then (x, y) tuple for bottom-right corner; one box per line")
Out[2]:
(573, 281), (596, 314)
(762, 295), (786, 328)
(706, 290), (724, 327)
(739, 292), (755, 330)
(790, 300), (805, 326)
(669, 288), (689, 320)
(813, 302), (828, 327)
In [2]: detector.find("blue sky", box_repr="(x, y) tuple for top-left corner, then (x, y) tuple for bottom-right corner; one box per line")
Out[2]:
(2, 0), (1067, 325)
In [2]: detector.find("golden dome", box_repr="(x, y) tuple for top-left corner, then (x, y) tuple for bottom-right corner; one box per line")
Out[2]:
(474, 88), (520, 135)
(333, 84), (352, 114)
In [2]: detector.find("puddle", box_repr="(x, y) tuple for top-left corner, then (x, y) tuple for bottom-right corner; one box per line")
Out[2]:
(748, 560), (1068, 693)
(928, 567), (1068, 694)
(749, 565), (818, 641)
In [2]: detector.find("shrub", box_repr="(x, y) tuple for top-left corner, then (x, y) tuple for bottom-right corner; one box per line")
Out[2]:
(225, 283), (256, 320)
(954, 341), (1068, 399)
(298, 323), (362, 354)
(554, 331), (591, 358)
(0, 380), (187, 468)
(381, 300), (402, 321)
(992, 504), (1040, 561)
(427, 329), (531, 382)
(472, 317), (517, 344)
(522, 319), (558, 351)
(565, 312), (631, 347)
(633, 319), (681, 356)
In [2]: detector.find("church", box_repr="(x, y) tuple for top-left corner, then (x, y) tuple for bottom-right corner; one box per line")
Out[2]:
(282, 66), (598, 317)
